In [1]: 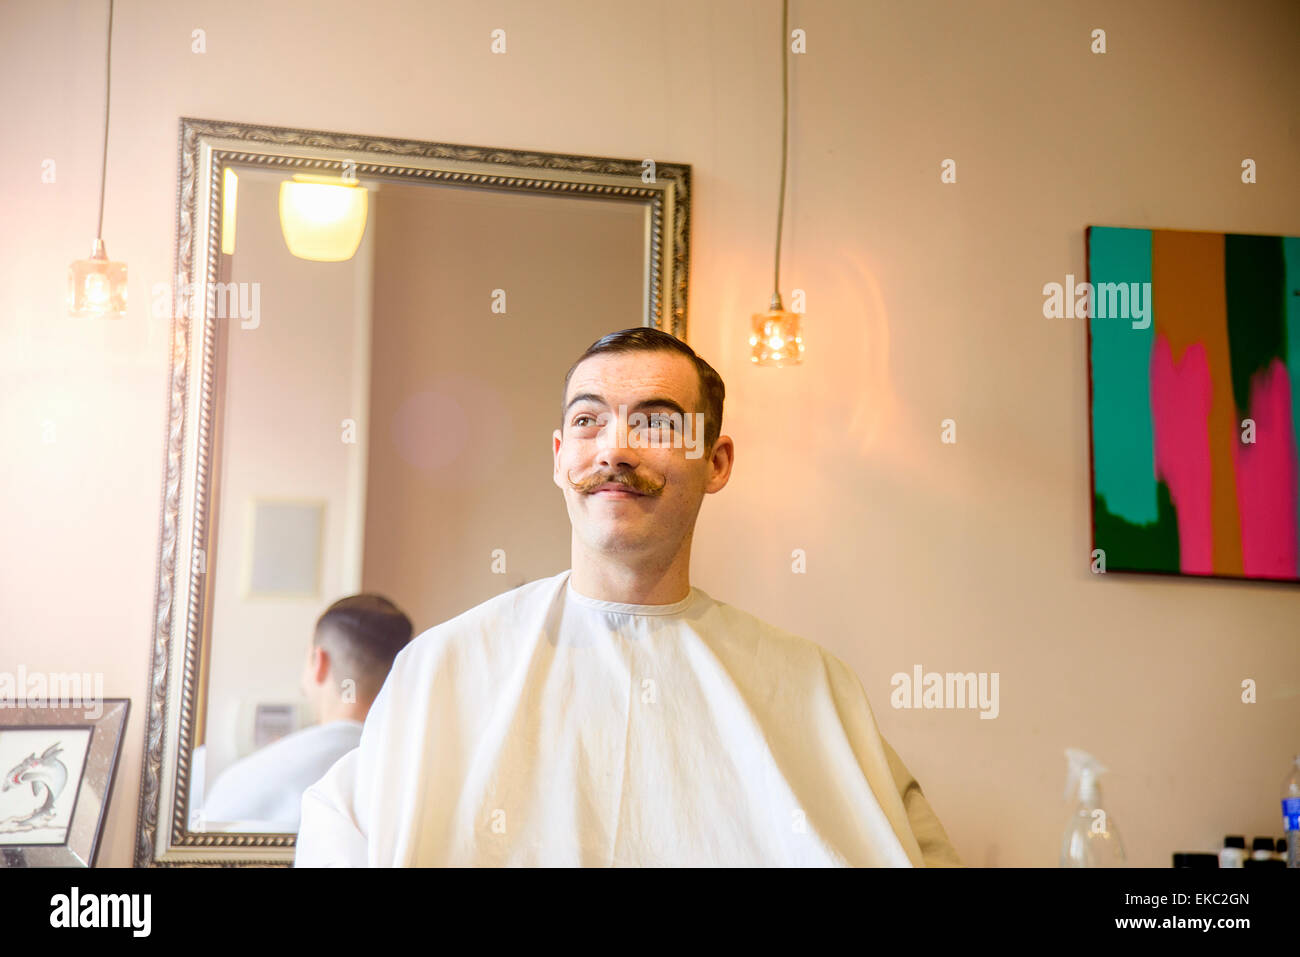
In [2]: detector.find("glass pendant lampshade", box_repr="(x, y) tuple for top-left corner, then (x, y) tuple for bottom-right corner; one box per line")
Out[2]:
(750, 293), (804, 366)
(68, 238), (127, 318)
(69, 0), (126, 320)
(749, 0), (807, 366)
(278, 174), (368, 262)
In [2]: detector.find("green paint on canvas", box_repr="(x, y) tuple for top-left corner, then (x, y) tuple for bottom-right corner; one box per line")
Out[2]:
(1225, 234), (1287, 415)
(1094, 481), (1181, 573)
(1285, 236), (1300, 577)
(1089, 227), (1157, 525)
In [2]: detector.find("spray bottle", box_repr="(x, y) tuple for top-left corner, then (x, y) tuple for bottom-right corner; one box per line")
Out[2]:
(1060, 747), (1127, 867)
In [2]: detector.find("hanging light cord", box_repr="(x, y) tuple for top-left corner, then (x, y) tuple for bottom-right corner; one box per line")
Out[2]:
(96, 0), (114, 241)
(772, 0), (789, 304)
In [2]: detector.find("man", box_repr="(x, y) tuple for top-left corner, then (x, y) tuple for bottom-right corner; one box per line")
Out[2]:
(296, 328), (960, 866)
(201, 595), (413, 832)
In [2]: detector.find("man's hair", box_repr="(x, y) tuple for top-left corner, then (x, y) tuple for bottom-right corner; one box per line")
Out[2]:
(560, 327), (726, 454)
(312, 594), (414, 702)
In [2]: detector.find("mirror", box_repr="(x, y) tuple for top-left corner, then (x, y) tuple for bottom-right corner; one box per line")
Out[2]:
(136, 118), (690, 865)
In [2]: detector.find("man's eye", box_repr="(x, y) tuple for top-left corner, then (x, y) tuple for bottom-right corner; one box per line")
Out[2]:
(573, 414), (597, 427)
(648, 414), (677, 430)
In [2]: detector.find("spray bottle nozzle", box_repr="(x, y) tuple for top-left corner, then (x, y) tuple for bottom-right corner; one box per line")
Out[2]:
(1064, 747), (1108, 803)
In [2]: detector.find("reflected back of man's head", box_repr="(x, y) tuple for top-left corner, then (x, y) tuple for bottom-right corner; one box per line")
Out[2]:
(312, 594), (414, 707)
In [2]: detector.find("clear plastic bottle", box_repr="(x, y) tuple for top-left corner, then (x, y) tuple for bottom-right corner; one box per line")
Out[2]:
(1282, 755), (1300, 869)
(1060, 748), (1126, 867)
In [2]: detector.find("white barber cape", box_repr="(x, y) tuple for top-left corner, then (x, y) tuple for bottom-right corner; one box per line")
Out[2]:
(296, 570), (959, 867)
(201, 719), (363, 832)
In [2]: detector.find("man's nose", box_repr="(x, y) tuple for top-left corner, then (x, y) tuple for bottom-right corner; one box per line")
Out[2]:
(595, 414), (638, 469)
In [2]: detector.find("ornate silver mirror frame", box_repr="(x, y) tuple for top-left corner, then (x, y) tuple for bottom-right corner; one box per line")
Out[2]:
(135, 117), (691, 865)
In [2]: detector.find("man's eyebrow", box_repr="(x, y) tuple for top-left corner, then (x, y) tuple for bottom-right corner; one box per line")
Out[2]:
(633, 397), (690, 417)
(564, 394), (690, 417)
(564, 393), (605, 414)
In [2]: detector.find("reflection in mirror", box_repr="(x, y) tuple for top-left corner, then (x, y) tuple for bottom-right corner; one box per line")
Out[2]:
(189, 169), (652, 833)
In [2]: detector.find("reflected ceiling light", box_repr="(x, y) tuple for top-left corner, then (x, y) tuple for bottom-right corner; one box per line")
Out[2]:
(278, 173), (368, 262)
(221, 167), (238, 255)
(68, 0), (126, 319)
(750, 0), (803, 366)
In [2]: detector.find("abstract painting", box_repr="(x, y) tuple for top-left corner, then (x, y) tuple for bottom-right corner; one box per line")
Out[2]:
(1087, 226), (1300, 582)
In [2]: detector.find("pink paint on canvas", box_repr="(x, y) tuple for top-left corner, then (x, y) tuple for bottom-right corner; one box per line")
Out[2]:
(1149, 337), (1215, 574)
(1230, 359), (1299, 578)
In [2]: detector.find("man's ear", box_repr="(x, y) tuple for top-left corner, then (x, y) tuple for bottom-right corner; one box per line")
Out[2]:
(552, 429), (564, 490)
(704, 434), (735, 494)
(311, 645), (330, 684)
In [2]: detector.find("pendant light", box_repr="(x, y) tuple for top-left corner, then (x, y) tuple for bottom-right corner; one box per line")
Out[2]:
(68, 0), (127, 319)
(750, 0), (803, 366)
(278, 173), (369, 262)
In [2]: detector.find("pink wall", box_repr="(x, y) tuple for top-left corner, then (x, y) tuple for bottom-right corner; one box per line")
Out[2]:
(1, 0), (1297, 867)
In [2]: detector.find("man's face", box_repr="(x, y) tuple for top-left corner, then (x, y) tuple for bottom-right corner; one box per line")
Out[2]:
(553, 349), (730, 560)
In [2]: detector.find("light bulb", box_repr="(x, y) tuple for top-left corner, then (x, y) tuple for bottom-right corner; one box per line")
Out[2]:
(68, 239), (127, 318)
(750, 305), (803, 367)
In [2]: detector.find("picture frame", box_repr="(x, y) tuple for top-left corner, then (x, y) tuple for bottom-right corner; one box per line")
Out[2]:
(242, 497), (326, 600)
(0, 699), (130, 867)
(1085, 225), (1300, 584)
